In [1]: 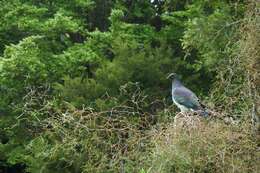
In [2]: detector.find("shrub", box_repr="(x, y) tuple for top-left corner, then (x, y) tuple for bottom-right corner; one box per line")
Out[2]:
(146, 114), (259, 173)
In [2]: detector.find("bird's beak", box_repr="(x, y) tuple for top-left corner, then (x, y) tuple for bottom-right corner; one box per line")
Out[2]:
(166, 73), (174, 79)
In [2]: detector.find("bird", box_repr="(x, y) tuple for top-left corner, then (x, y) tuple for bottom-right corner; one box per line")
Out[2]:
(167, 73), (208, 117)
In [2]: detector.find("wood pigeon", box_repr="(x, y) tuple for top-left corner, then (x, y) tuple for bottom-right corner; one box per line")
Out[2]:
(167, 73), (208, 117)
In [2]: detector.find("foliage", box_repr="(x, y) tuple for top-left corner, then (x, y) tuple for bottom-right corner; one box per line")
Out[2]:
(146, 114), (259, 173)
(2, 83), (154, 173)
(0, 0), (258, 172)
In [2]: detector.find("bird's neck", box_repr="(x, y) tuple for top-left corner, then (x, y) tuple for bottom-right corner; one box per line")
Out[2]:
(172, 78), (182, 88)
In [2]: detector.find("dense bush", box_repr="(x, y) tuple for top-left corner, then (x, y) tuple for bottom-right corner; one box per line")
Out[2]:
(147, 114), (259, 173)
(0, 0), (259, 172)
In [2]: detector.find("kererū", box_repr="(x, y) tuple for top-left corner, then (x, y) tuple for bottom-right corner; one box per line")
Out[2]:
(167, 73), (208, 117)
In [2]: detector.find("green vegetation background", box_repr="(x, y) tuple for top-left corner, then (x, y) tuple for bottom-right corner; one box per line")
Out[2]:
(0, 0), (259, 172)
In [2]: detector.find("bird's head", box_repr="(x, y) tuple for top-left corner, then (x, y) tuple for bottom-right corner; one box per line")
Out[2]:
(166, 73), (178, 80)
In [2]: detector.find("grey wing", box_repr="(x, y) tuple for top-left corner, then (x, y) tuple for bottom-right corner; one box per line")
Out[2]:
(172, 87), (202, 110)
